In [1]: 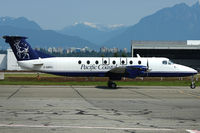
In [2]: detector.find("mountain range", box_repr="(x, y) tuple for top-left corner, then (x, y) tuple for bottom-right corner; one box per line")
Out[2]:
(0, 2), (200, 50)
(105, 2), (200, 49)
(0, 17), (97, 50)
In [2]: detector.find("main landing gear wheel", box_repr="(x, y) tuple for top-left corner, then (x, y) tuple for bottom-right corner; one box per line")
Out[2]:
(108, 80), (117, 89)
(190, 76), (196, 89)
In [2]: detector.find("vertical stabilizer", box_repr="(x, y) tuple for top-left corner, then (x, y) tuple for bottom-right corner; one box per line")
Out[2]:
(3, 36), (39, 61)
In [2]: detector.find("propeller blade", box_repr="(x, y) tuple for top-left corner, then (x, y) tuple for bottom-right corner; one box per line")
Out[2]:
(146, 59), (151, 72)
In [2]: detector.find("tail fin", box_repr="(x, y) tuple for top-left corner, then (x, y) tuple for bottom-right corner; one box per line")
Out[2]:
(3, 36), (39, 61)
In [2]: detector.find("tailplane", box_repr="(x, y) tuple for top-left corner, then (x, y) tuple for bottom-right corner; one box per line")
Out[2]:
(3, 36), (39, 61)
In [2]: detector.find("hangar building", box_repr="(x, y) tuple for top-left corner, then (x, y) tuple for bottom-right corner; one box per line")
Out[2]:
(0, 49), (23, 71)
(131, 40), (200, 71)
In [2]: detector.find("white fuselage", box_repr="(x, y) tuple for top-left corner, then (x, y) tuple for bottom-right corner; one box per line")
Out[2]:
(17, 57), (197, 77)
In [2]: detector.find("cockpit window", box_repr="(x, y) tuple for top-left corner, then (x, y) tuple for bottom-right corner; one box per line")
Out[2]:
(168, 60), (173, 65)
(162, 60), (167, 65)
(162, 60), (174, 65)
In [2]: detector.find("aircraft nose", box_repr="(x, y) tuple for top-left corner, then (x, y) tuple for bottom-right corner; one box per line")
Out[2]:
(177, 64), (198, 76)
(190, 68), (198, 75)
(185, 66), (198, 75)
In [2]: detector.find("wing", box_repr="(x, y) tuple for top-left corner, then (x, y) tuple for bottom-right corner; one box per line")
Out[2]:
(107, 65), (148, 80)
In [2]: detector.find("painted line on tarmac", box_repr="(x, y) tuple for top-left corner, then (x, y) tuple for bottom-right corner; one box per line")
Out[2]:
(7, 86), (23, 99)
(186, 130), (200, 133)
(0, 124), (174, 131)
(178, 90), (200, 99)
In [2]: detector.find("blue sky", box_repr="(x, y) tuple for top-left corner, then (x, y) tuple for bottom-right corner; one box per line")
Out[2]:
(0, 0), (197, 30)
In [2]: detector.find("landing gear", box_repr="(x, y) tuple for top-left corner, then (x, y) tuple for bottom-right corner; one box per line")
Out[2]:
(107, 80), (117, 89)
(190, 82), (196, 89)
(190, 76), (196, 89)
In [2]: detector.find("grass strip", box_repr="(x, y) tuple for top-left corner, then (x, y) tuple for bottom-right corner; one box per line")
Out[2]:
(0, 80), (196, 86)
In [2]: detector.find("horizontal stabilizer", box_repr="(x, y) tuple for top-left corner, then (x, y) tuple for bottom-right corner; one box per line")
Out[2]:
(33, 63), (43, 66)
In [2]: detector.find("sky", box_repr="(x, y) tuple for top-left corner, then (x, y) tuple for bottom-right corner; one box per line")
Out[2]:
(0, 0), (198, 30)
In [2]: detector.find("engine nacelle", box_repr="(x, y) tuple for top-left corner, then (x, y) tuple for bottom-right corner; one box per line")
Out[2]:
(125, 65), (147, 78)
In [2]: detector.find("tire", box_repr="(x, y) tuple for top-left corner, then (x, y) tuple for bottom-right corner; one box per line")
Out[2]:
(107, 81), (117, 89)
(107, 81), (112, 88)
(111, 83), (117, 89)
(190, 83), (196, 89)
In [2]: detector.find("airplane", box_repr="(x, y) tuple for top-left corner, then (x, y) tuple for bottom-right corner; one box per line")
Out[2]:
(2, 36), (198, 89)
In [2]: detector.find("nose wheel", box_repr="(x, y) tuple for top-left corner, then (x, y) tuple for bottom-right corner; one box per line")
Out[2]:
(190, 82), (196, 89)
(108, 80), (117, 89)
(190, 76), (196, 89)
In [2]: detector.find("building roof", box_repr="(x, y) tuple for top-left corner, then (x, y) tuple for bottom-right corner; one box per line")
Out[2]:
(131, 40), (200, 50)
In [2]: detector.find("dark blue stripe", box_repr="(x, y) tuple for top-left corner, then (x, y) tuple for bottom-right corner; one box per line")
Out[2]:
(141, 72), (196, 77)
(46, 71), (106, 77)
(45, 71), (196, 77)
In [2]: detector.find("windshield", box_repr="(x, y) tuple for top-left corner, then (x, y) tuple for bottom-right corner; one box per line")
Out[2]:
(168, 60), (174, 65)
(162, 60), (174, 65)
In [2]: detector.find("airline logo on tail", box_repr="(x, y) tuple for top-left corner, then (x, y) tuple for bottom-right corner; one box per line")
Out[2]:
(14, 39), (30, 60)
(3, 36), (39, 61)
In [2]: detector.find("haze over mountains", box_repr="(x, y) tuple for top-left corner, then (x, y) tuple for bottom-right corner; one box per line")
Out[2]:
(0, 17), (97, 50)
(0, 2), (200, 50)
(105, 2), (200, 49)
(59, 22), (127, 44)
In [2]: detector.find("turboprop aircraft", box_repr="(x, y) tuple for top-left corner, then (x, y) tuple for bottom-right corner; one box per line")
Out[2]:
(2, 36), (198, 89)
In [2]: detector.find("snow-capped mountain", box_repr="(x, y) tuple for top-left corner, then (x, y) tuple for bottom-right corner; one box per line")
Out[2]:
(72, 21), (125, 31)
(59, 22), (127, 44)
(0, 17), (98, 49)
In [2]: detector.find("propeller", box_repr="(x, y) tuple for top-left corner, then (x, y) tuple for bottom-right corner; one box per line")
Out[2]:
(146, 59), (151, 72)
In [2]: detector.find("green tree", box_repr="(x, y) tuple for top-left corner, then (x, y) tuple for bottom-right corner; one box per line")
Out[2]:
(113, 52), (118, 57)
(101, 53), (105, 57)
(121, 52), (127, 57)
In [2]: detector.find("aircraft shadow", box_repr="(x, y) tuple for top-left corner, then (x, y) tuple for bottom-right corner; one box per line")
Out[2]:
(95, 86), (122, 90)
(95, 86), (141, 90)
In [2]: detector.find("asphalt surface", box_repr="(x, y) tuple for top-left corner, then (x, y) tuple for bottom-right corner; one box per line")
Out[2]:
(0, 85), (200, 133)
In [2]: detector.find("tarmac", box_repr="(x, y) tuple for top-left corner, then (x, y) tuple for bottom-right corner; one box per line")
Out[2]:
(0, 85), (200, 133)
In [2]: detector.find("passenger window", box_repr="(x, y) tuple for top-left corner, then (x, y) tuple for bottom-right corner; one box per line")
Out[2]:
(78, 60), (81, 64)
(104, 60), (107, 64)
(129, 60), (133, 64)
(162, 60), (167, 65)
(138, 60), (141, 65)
(121, 60), (125, 64)
(112, 60), (116, 64)
(95, 60), (99, 64)
(87, 60), (90, 64)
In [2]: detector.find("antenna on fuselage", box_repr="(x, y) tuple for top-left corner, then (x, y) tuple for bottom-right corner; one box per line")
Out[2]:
(136, 54), (141, 58)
